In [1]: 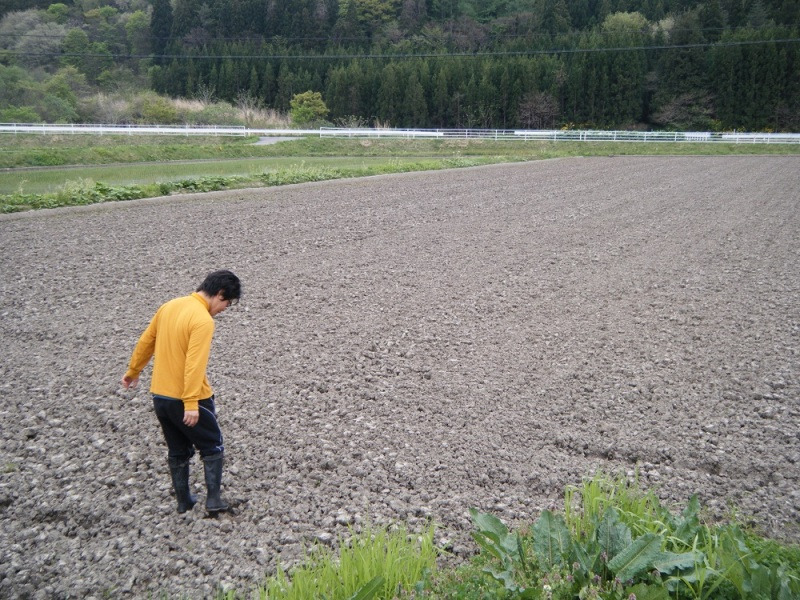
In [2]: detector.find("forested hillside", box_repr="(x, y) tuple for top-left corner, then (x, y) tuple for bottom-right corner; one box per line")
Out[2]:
(1, 0), (798, 130)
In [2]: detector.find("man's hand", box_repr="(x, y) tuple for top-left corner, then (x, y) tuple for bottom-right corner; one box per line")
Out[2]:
(121, 375), (139, 389)
(183, 410), (199, 427)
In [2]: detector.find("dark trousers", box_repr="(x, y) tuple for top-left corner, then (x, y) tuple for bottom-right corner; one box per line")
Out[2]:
(153, 395), (224, 461)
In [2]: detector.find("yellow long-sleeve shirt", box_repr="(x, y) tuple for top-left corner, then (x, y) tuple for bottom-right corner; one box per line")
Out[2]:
(125, 292), (215, 411)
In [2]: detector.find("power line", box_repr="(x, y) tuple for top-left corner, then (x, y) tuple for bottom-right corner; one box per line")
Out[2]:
(6, 37), (800, 61)
(0, 23), (788, 44)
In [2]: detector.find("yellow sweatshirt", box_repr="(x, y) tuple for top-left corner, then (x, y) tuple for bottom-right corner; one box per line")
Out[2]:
(125, 292), (215, 411)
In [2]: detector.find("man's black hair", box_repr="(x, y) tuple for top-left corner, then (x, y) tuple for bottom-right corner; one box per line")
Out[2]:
(197, 270), (241, 302)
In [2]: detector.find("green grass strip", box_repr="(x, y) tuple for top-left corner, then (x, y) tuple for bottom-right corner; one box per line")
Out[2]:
(245, 522), (436, 600)
(0, 158), (496, 213)
(2, 135), (798, 170)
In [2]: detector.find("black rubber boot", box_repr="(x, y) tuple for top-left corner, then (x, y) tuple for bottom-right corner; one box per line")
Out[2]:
(203, 452), (230, 513)
(168, 457), (197, 514)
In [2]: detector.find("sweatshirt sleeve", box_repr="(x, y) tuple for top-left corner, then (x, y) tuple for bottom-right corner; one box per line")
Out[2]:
(182, 318), (215, 411)
(125, 311), (158, 380)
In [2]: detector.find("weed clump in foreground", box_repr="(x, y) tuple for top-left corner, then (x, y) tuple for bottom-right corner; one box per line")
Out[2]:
(211, 474), (798, 600)
(440, 472), (800, 600)
(236, 522), (437, 600)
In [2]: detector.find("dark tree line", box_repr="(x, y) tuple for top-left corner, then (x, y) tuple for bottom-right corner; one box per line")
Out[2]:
(150, 26), (799, 130)
(1, 0), (798, 130)
(142, 0), (799, 130)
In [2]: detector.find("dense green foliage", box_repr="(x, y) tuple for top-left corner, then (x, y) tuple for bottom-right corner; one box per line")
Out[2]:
(1, 0), (798, 130)
(244, 523), (437, 600)
(426, 473), (800, 599)
(205, 473), (800, 600)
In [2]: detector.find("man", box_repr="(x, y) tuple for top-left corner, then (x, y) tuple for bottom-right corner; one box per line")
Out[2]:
(121, 270), (241, 514)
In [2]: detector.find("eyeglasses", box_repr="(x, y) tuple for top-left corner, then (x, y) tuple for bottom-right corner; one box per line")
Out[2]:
(227, 298), (239, 307)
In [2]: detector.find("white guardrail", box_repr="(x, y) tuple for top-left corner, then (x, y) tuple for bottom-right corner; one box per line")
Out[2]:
(320, 128), (800, 143)
(1, 123), (799, 144)
(0, 123), (255, 136)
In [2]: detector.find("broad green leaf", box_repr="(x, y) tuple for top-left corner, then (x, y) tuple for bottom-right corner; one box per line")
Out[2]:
(672, 568), (703, 585)
(652, 550), (703, 574)
(484, 566), (521, 592)
(674, 495), (701, 543)
(596, 507), (632, 561)
(347, 575), (384, 600)
(718, 526), (754, 596)
(471, 531), (506, 562)
(533, 510), (571, 568)
(470, 508), (509, 538)
(570, 539), (596, 574)
(500, 534), (524, 563)
(777, 570), (799, 600)
(720, 524), (752, 558)
(745, 563), (773, 598)
(775, 564), (800, 600)
(470, 509), (521, 564)
(608, 533), (663, 582)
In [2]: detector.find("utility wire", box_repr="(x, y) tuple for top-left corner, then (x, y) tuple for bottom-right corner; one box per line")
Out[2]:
(5, 37), (800, 61)
(0, 24), (788, 44)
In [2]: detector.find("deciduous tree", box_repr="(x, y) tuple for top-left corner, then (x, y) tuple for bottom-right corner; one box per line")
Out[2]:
(518, 90), (559, 129)
(289, 90), (329, 124)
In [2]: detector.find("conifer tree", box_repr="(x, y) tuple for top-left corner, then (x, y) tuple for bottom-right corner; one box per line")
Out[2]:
(431, 66), (450, 127)
(377, 62), (401, 125)
(150, 0), (173, 64)
(403, 70), (427, 126)
(260, 63), (276, 106)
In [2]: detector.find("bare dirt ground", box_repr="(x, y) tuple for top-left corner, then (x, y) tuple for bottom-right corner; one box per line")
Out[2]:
(0, 156), (798, 599)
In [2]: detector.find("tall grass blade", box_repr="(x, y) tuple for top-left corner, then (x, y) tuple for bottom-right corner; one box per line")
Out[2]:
(258, 523), (436, 600)
(346, 576), (384, 600)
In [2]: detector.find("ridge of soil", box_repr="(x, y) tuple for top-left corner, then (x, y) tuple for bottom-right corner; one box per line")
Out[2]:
(1, 156), (798, 598)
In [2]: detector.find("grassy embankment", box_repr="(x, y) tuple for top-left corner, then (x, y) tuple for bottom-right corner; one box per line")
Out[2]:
(2, 134), (799, 213)
(212, 473), (800, 600)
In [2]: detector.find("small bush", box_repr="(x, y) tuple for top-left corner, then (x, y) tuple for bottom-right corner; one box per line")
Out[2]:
(259, 165), (344, 186)
(290, 91), (329, 126)
(172, 175), (248, 192)
(0, 106), (41, 122)
(187, 102), (243, 126)
(130, 91), (179, 124)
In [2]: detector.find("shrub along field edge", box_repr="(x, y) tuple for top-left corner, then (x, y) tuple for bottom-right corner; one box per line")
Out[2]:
(213, 473), (800, 600)
(0, 158), (498, 213)
(2, 136), (799, 214)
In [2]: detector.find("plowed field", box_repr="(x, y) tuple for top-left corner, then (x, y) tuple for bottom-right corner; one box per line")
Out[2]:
(1, 156), (798, 598)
